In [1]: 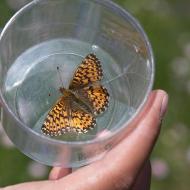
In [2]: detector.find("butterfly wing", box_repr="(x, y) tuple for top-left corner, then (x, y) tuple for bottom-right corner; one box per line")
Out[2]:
(41, 97), (70, 136)
(69, 54), (103, 89)
(69, 101), (96, 133)
(42, 95), (96, 136)
(76, 85), (109, 115)
(42, 53), (108, 136)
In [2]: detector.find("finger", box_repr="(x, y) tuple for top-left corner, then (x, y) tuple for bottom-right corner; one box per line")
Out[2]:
(97, 131), (151, 190)
(48, 130), (110, 180)
(98, 90), (168, 189)
(49, 167), (72, 180)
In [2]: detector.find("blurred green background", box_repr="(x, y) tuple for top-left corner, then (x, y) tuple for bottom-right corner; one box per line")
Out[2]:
(0, 0), (190, 189)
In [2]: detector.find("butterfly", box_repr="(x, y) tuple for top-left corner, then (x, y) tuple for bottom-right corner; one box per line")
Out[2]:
(41, 54), (109, 136)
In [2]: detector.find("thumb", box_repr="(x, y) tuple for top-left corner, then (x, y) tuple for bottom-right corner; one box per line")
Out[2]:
(100, 90), (168, 189)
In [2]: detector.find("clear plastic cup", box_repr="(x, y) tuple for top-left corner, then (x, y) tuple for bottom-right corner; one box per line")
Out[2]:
(0, 0), (154, 167)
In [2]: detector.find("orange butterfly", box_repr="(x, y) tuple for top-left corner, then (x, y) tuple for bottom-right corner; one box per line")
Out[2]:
(41, 54), (109, 136)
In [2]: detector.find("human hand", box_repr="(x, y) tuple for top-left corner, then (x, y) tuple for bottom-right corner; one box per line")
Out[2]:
(0, 90), (168, 190)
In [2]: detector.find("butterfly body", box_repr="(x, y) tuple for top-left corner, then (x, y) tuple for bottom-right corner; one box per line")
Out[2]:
(42, 54), (109, 136)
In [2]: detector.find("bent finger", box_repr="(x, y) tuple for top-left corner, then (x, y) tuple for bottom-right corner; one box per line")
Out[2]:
(49, 167), (72, 180)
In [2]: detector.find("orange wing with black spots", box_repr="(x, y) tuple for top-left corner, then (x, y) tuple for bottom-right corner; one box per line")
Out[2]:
(85, 85), (109, 115)
(78, 85), (109, 115)
(69, 102), (96, 133)
(69, 54), (103, 89)
(41, 97), (70, 136)
(42, 93), (96, 136)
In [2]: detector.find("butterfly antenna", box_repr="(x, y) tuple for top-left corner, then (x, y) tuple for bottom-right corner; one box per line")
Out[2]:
(57, 66), (64, 88)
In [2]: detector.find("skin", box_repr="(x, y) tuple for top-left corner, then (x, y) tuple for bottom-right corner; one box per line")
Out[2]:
(0, 89), (168, 190)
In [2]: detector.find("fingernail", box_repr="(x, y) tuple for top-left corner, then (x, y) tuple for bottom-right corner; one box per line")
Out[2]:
(160, 93), (168, 119)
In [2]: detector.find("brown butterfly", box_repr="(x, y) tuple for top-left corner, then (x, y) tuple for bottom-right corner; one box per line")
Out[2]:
(41, 54), (109, 136)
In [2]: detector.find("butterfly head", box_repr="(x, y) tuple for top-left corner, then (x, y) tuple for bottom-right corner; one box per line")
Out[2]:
(59, 87), (66, 94)
(59, 87), (73, 98)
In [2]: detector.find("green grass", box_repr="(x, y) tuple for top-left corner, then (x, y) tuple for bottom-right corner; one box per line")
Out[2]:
(0, 1), (13, 27)
(0, 146), (32, 186)
(1, 0), (190, 189)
